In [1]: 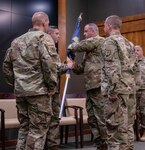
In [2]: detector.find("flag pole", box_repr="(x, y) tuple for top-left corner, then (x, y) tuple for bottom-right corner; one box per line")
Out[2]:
(59, 75), (69, 119)
(59, 13), (83, 119)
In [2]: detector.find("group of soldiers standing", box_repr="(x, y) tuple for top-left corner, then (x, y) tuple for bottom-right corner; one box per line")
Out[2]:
(69, 15), (145, 150)
(2, 11), (145, 150)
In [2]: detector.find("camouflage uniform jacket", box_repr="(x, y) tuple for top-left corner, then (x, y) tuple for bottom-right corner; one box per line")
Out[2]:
(137, 56), (145, 89)
(55, 56), (68, 93)
(3, 29), (59, 97)
(72, 36), (105, 91)
(101, 32), (140, 96)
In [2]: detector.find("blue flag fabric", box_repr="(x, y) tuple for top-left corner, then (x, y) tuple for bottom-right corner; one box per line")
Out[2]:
(66, 13), (82, 75)
(67, 13), (82, 60)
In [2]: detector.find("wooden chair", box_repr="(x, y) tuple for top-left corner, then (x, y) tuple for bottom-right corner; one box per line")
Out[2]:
(0, 99), (20, 150)
(64, 98), (94, 147)
(65, 98), (87, 147)
(59, 99), (83, 148)
(60, 98), (92, 148)
(0, 108), (5, 150)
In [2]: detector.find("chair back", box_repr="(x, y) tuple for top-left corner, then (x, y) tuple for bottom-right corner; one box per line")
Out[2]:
(0, 99), (17, 119)
(65, 98), (87, 117)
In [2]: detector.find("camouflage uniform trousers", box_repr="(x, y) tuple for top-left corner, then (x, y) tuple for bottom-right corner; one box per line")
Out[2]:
(16, 94), (52, 150)
(104, 94), (129, 150)
(45, 93), (60, 150)
(136, 90), (145, 129)
(86, 87), (107, 150)
(128, 94), (136, 150)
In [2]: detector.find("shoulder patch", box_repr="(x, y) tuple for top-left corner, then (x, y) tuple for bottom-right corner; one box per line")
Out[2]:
(105, 49), (111, 57)
(48, 46), (57, 56)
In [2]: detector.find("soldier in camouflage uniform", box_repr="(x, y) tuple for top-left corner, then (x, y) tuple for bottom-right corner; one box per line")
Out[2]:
(101, 15), (140, 150)
(135, 45), (145, 141)
(44, 26), (72, 150)
(3, 12), (59, 150)
(68, 23), (107, 150)
(48, 26), (60, 45)
(44, 26), (61, 150)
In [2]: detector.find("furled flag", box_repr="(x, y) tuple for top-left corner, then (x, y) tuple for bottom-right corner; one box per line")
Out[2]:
(59, 13), (83, 118)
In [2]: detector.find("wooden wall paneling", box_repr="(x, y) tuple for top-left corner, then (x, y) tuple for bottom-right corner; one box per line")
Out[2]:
(96, 13), (145, 54)
(58, 0), (66, 99)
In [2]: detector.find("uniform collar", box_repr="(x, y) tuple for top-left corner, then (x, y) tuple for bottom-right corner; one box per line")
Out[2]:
(28, 28), (40, 32)
(110, 31), (121, 36)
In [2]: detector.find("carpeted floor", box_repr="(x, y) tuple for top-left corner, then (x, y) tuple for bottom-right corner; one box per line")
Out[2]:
(1, 135), (145, 150)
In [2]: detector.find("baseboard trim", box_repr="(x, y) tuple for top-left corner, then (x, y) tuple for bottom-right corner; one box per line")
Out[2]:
(0, 128), (92, 148)
(0, 139), (17, 148)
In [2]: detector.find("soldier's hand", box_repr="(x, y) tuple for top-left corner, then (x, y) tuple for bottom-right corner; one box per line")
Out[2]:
(48, 90), (56, 96)
(108, 95), (117, 102)
(68, 43), (78, 50)
(67, 60), (75, 69)
(48, 92), (55, 96)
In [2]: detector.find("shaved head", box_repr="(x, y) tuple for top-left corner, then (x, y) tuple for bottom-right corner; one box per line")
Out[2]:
(86, 23), (99, 33)
(84, 23), (99, 39)
(105, 15), (122, 30)
(32, 11), (49, 33)
(32, 11), (49, 26)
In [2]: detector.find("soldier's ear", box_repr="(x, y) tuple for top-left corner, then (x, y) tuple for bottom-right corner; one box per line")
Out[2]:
(107, 24), (112, 31)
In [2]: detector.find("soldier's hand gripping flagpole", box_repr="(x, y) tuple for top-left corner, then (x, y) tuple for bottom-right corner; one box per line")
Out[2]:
(59, 13), (83, 119)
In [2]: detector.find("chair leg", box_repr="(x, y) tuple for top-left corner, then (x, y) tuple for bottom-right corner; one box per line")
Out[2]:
(65, 126), (69, 144)
(91, 131), (94, 142)
(1, 110), (5, 150)
(60, 126), (64, 144)
(79, 119), (84, 148)
(75, 125), (78, 148)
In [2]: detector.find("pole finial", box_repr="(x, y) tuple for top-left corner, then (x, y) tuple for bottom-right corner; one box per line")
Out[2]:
(78, 13), (83, 20)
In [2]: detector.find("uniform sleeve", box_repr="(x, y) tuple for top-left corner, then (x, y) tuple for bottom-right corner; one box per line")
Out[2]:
(71, 38), (98, 53)
(68, 37), (104, 54)
(56, 60), (68, 74)
(73, 61), (85, 75)
(3, 48), (14, 86)
(101, 39), (121, 96)
(39, 36), (58, 93)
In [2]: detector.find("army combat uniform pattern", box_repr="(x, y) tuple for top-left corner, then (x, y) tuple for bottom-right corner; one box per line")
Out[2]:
(101, 32), (140, 150)
(45, 50), (68, 149)
(3, 29), (58, 150)
(71, 36), (107, 150)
